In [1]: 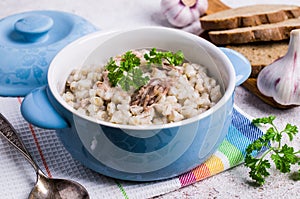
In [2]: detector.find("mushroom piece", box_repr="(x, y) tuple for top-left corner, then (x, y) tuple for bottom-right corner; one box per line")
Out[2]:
(130, 78), (170, 110)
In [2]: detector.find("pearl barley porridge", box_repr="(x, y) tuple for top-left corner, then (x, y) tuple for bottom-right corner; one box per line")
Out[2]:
(62, 49), (222, 125)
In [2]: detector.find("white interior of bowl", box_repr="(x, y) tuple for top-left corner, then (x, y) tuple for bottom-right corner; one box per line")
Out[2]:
(48, 27), (235, 130)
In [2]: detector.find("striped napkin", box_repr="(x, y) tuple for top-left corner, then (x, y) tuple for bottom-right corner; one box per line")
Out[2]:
(0, 97), (263, 199)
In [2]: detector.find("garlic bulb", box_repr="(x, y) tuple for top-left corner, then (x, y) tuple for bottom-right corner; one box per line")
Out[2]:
(161, 0), (208, 28)
(257, 29), (300, 106)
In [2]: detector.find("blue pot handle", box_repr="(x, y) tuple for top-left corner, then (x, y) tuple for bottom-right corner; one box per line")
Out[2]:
(219, 47), (251, 86)
(21, 86), (68, 129)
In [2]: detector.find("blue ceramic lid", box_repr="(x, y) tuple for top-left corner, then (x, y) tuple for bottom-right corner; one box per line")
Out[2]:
(0, 10), (98, 97)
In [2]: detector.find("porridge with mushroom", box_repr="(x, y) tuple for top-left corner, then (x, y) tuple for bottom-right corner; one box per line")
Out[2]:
(62, 48), (222, 125)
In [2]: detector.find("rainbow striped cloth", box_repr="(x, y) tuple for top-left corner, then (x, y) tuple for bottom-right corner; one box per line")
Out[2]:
(0, 98), (264, 199)
(178, 106), (263, 187)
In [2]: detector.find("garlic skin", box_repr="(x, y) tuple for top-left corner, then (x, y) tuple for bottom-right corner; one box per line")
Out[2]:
(257, 29), (300, 105)
(182, 20), (204, 35)
(161, 0), (208, 28)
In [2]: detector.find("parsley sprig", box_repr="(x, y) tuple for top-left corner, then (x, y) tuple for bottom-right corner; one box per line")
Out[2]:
(245, 116), (300, 186)
(105, 48), (184, 91)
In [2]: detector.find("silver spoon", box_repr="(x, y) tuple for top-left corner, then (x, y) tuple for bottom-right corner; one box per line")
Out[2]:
(0, 113), (90, 199)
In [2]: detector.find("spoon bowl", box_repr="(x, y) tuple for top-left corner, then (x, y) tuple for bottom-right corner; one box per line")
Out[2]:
(29, 170), (89, 199)
(0, 113), (90, 199)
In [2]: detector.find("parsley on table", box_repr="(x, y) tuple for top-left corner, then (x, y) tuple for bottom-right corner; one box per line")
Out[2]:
(105, 48), (184, 91)
(245, 116), (300, 186)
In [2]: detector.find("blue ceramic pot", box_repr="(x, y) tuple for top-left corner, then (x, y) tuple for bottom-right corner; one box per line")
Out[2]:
(21, 27), (251, 181)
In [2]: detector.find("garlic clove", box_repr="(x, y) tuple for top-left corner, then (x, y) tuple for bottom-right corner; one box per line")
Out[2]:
(182, 20), (204, 35)
(161, 0), (208, 28)
(257, 29), (300, 106)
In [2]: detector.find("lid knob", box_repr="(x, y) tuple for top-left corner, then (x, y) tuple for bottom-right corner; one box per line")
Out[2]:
(14, 14), (53, 42)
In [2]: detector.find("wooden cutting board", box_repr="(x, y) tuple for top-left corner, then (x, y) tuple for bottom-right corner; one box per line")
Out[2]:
(204, 0), (294, 109)
(206, 0), (230, 14)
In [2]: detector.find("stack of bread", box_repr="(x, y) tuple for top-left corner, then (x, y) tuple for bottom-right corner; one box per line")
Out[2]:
(200, 4), (300, 108)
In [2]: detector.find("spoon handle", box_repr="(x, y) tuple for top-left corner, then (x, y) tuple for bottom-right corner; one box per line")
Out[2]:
(0, 113), (39, 171)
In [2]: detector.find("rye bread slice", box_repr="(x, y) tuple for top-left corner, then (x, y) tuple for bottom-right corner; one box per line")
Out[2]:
(208, 17), (300, 45)
(226, 41), (289, 78)
(200, 4), (300, 30)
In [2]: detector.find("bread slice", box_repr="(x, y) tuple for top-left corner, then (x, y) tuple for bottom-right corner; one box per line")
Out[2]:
(226, 41), (289, 77)
(200, 4), (300, 30)
(208, 17), (300, 45)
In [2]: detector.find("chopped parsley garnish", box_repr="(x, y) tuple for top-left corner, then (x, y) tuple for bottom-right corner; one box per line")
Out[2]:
(144, 48), (184, 66)
(105, 48), (184, 91)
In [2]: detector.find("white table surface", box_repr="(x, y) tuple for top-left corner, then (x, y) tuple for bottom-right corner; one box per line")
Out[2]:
(1, 0), (300, 198)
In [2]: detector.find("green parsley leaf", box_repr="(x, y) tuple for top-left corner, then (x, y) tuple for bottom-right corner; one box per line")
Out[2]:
(120, 51), (141, 70)
(252, 115), (276, 125)
(283, 123), (298, 141)
(106, 58), (123, 87)
(245, 154), (271, 186)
